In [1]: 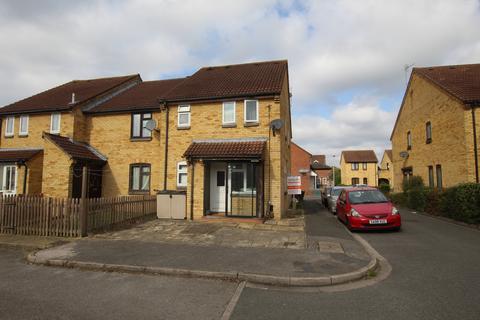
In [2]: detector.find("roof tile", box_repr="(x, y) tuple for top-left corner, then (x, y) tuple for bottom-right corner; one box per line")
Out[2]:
(342, 150), (378, 163)
(43, 133), (106, 163)
(184, 140), (266, 159)
(0, 149), (42, 162)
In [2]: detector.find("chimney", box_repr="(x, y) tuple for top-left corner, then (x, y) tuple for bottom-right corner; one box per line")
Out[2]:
(70, 93), (76, 104)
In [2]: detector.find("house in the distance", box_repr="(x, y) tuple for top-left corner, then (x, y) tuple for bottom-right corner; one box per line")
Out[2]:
(290, 142), (330, 195)
(340, 150), (378, 186)
(391, 63), (480, 191)
(378, 149), (394, 188)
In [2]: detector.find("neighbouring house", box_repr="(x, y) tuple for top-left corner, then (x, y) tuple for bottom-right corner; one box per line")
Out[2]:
(290, 142), (330, 195)
(0, 60), (292, 220)
(390, 63), (480, 192)
(378, 149), (394, 188)
(340, 150), (378, 186)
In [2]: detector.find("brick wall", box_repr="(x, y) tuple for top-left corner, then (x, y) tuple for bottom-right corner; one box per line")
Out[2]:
(290, 142), (312, 194)
(340, 157), (378, 186)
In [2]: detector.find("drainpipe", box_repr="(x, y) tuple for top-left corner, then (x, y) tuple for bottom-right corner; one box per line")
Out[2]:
(190, 160), (195, 220)
(20, 161), (28, 194)
(472, 106), (479, 183)
(163, 101), (169, 190)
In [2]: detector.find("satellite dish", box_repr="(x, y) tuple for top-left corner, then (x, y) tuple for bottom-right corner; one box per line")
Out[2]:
(270, 119), (284, 130)
(144, 119), (157, 131)
(399, 151), (409, 159)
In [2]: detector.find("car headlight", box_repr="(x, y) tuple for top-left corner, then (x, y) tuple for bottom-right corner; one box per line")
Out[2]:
(391, 207), (399, 215)
(350, 208), (361, 217)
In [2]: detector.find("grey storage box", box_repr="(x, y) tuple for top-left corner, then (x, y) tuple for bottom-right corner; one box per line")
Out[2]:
(157, 190), (186, 219)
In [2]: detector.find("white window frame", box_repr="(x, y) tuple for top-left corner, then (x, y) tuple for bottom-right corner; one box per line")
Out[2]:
(5, 116), (14, 137)
(50, 113), (61, 134)
(222, 101), (236, 125)
(244, 100), (259, 123)
(177, 161), (188, 187)
(177, 105), (191, 128)
(19, 115), (29, 136)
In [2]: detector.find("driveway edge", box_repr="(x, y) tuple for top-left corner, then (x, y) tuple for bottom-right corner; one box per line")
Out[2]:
(26, 250), (378, 287)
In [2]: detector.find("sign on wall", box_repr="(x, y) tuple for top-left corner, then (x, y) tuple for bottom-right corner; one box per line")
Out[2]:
(287, 176), (302, 195)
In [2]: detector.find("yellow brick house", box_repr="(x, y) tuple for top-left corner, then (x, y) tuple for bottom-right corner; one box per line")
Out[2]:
(378, 149), (394, 188)
(0, 60), (292, 220)
(340, 150), (378, 186)
(390, 63), (480, 192)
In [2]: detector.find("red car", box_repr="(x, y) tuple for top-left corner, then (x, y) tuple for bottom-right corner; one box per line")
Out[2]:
(336, 187), (401, 231)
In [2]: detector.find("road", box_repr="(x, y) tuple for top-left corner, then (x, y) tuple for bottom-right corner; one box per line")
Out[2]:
(1, 199), (479, 319)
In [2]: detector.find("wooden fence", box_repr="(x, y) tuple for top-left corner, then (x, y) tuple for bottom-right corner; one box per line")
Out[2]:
(0, 195), (156, 237)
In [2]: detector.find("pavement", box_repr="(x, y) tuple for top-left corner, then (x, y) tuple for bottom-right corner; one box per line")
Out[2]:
(26, 198), (376, 287)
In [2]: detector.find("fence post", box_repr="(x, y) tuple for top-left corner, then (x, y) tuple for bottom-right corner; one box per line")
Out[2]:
(80, 166), (88, 237)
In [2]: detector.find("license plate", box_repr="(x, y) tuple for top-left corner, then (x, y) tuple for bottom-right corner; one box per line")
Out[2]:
(369, 219), (387, 225)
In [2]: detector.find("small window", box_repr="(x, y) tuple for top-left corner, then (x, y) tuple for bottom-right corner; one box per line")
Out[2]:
(362, 162), (367, 170)
(352, 177), (360, 185)
(50, 113), (61, 134)
(386, 162), (390, 170)
(177, 161), (188, 188)
(407, 131), (412, 150)
(436, 165), (442, 189)
(131, 113), (152, 138)
(244, 100), (258, 123)
(216, 171), (225, 187)
(428, 166), (434, 188)
(5, 116), (14, 137)
(178, 105), (191, 128)
(363, 178), (368, 185)
(222, 102), (236, 125)
(19, 115), (29, 136)
(351, 163), (359, 171)
(426, 121), (432, 144)
(129, 164), (151, 193)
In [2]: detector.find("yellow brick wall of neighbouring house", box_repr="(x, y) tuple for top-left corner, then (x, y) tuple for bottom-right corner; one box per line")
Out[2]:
(185, 161), (205, 220)
(391, 74), (472, 192)
(463, 107), (480, 183)
(41, 138), (73, 197)
(0, 112), (75, 149)
(16, 153), (44, 195)
(378, 152), (394, 188)
(340, 157), (378, 186)
(85, 112), (164, 197)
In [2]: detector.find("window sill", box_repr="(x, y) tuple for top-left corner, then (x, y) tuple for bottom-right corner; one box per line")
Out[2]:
(4, 135), (14, 138)
(407, 146), (412, 150)
(244, 122), (259, 127)
(222, 123), (237, 128)
(176, 186), (187, 190)
(50, 132), (60, 135)
(177, 126), (190, 130)
(130, 137), (152, 142)
(129, 190), (150, 195)
(18, 134), (28, 138)
(426, 139), (432, 144)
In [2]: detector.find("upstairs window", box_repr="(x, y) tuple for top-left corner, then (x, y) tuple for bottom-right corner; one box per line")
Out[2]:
(178, 105), (191, 128)
(351, 163), (359, 171)
(50, 113), (61, 134)
(177, 161), (188, 188)
(407, 131), (412, 150)
(386, 162), (390, 170)
(426, 121), (432, 144)
(131, 113), (152, 139)
(362, 162), (367, 170)
(222, 102), (236, 125)
(244, 100), (258, 123)
(5, 116), (14, 137)
(19, 115), (29, 136)
(129, 163), (150, 193)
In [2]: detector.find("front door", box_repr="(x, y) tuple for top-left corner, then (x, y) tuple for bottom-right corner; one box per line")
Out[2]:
(209, 162), (226, 212)
(2, 165), (17, 195)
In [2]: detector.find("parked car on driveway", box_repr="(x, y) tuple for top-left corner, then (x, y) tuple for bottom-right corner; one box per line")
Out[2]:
(336, 187), (401, 231)
(327, 186), (349, 213)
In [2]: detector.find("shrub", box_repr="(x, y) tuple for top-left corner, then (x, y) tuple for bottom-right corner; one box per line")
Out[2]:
(424, 189), (441, 216)
(439, 183), (480, 224)
(379, 183), (391, 194)
(389, 192), (407, 206)
(406, 188), (427, 211)
(402, 176), (425, 194)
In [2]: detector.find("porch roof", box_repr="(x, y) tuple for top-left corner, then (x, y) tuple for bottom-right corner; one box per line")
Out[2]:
(0, 148), (43, 163)
(43, 132), (107, 164)
(183, 139), (266, 160)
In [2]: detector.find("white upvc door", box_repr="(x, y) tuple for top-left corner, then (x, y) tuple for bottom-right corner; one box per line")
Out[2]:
(2, 165), (17, 195)
(209, 162), (226, 212)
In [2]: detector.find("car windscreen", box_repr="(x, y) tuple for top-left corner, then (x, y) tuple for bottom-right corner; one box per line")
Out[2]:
(348, 190), (388, 204)
(331, 189), (343, 196)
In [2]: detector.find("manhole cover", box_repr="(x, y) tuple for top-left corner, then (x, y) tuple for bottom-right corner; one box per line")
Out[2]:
(318, 241), (344, 253)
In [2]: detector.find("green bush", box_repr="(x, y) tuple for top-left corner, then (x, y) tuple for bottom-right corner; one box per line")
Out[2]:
(402, 176), (425, 194)
(406, 188), (427, 211)
(389, 192), (407, 206)
(424, 189), (441, 215)
(439, 183), (480, 224)
(379, 183), (391, 194)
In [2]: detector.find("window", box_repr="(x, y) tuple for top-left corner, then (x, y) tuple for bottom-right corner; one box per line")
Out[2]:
(5, 116), (14, 137)
(436, 165), (442, 189)
(178, 105), (191, 128)
(426, 121), (432, 144)
(351, 163), (359, 171)
(131, 113), (152, 138)
(230, 163), (256, 193)
(50, 113), (61, 134)
(177, 161), (188, 188)
(363, 178), (368, 185)
(19, 115), (29, 136)
(407, 131), (412, 150)
(386, 162), (390, 170)
(428, 166), (434, 188)
(129, 164), (150, 193)
(352, 177), (360, 185)
(362, 162), (367, 170)
(244, 100), (258, 123)
(222, 102), (236, 125)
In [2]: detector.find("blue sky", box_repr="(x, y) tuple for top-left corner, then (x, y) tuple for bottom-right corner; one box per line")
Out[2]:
(1, 0), (479, 165)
